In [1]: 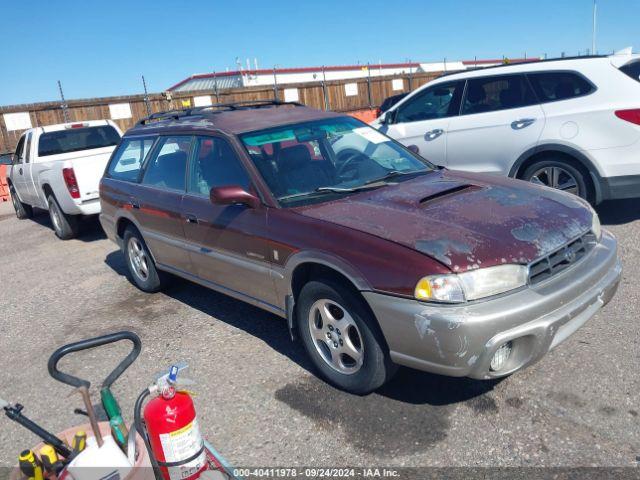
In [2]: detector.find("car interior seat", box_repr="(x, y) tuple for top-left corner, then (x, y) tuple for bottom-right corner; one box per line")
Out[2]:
(279, 144), (332, 194)
(465, 84), (488, 113)
(146, 150), (187, 190)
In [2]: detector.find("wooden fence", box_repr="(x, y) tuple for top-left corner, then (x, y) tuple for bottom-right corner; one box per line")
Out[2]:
(0, 70), (447, 153)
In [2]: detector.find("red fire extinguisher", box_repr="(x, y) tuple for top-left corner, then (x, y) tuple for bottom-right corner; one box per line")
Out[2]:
(142, 365), (207, 480)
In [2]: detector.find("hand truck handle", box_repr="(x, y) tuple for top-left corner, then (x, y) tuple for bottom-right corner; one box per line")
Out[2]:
(47, 331), (142, 389)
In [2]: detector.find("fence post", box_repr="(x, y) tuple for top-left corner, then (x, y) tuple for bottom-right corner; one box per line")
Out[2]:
(322, 66), (329, 110)
(273, 67), (279, 101)
(142, 75), (151, 116)
(366, 63), (372, 109)
(57, 80), (69, 123)
(213, 71), (220, 103)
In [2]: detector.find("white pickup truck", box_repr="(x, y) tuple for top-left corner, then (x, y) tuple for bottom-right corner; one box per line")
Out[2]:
(1, 120), (122, 239)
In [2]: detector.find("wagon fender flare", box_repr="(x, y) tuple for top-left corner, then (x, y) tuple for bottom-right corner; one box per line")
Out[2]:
(280, 251), (374, 340)
(509, 143), (605, 203)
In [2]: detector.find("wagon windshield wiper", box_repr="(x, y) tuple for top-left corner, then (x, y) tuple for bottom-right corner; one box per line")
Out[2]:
(278, 184), (380, 202)
(364, 169), (428, 185)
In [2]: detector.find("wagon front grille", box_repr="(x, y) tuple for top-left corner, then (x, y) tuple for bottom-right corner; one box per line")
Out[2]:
(528, 232), (597, 285)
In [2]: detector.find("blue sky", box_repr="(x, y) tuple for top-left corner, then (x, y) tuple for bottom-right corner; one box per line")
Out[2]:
(1, 0), (638, 105)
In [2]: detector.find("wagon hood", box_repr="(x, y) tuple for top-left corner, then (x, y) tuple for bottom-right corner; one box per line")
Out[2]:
(295, 170), (594, 270)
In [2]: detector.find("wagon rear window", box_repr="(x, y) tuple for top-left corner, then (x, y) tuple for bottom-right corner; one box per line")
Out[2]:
(38, 126), (121, 157)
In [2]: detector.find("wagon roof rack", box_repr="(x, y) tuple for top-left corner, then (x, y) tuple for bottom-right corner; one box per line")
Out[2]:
(137, 100), (304, 125)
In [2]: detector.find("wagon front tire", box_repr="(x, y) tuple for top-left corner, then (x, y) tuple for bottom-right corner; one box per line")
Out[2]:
(297, 279), (397, 395)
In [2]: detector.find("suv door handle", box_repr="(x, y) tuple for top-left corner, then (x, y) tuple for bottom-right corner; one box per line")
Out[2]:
(424, 129), (444, 141)
(185, 214), (199, 224)
(511, 118), (536, 130)
(128, 199), (140, 209)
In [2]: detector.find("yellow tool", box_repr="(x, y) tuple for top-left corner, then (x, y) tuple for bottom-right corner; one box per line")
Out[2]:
(39, 445), (64, 477)
(71, 430), (87, 454)
(18, 449), (43, 480)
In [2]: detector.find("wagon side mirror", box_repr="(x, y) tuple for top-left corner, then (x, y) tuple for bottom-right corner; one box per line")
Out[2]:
(210, 185), (260, 209)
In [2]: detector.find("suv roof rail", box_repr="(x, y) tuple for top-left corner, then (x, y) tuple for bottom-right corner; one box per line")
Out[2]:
(437, 54), (609, 79)
(137, 100), (304, 125)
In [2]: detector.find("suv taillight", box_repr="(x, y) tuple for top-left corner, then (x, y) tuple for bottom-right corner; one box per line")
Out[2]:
(62, 167), (80, 199)
(615, 109), (640, 125)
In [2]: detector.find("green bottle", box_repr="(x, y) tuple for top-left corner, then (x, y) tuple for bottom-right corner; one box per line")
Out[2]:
(101, 388), (128, 449)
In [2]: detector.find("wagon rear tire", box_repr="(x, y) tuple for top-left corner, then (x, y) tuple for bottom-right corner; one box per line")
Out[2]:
(123, 226), (165, 293)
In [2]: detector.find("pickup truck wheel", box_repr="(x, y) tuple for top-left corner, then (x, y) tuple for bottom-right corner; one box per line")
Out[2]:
(123, 227), (164, 293)
(9, 184), (33, 219)
(47, 195), (79, 240)
(297, 280), (397, 395)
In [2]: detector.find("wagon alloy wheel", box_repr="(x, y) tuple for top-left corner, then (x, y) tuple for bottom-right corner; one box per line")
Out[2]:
(529, 166), (579, 195)
(128, 237), (150, 282)
(308, 299), (364, 375)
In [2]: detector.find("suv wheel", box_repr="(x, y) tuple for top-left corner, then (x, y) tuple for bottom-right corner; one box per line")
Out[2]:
(522, 157), (592, 202)
(9, 184), (33, 219)
(296, 280), (397, 395)
(47, 194), (79, 239)
(123, 226), (165, 292)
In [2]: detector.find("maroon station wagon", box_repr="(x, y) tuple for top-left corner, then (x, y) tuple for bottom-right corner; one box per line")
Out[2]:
(99, 101), (621, 394)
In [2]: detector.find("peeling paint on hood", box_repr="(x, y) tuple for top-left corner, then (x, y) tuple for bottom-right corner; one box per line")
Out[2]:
(294, 169), (593, 270)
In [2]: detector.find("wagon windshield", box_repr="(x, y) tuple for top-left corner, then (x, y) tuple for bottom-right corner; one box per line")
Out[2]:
(241, 117), (433, 206)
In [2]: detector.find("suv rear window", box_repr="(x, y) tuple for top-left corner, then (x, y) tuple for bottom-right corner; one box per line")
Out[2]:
(620, 60), (640, 82)
(38, 126), (121, 157)
(461, 74), (537, 114)
(527, 72), (594, 102)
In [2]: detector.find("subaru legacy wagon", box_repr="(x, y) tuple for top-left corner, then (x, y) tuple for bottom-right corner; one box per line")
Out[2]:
(100, 101), (621, 394)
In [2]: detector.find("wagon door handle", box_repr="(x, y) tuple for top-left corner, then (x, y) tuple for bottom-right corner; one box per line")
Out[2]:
(424, 129), (444, 141)
(185, 214), (199, 224)
(511, 118), (536, 130)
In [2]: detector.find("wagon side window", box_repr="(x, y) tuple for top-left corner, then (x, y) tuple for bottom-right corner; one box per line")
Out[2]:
(107, 137), (155, 182)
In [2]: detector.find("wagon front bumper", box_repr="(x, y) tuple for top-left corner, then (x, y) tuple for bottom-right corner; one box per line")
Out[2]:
(363, 230), (622, 379)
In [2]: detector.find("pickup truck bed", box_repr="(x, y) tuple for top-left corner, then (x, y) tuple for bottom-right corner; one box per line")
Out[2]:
(5, 120), (122, 239)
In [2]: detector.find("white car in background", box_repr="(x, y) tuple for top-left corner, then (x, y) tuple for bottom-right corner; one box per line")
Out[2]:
(371, 52), (640, 204)
(1, 120), (122, 239)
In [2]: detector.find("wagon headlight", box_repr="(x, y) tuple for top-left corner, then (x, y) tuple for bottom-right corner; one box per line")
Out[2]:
(415, 265), (529, 303)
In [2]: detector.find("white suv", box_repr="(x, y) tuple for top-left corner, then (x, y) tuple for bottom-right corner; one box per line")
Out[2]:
(372, 53), (640, 203)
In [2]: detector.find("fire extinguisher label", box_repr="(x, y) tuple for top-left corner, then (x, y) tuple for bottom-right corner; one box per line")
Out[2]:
(159, 418), (206, 480)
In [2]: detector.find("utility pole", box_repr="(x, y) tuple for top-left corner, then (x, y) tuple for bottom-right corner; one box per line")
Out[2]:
(57, 81), (69, 123)
(141, 75), (151, 116)
(592, 0), (597, 55)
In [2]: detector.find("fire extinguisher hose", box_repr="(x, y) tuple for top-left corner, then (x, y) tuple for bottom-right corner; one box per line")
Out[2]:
(134, 388), (163, 480)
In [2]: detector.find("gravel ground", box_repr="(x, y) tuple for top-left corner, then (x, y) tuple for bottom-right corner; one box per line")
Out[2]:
(0, 198), (638, 473)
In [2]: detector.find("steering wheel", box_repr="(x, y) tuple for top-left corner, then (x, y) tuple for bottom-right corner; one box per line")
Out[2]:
(336, 150), (368, 178)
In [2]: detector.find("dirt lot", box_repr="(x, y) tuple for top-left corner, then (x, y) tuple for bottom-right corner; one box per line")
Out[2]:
(0, 198), (638, 471)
